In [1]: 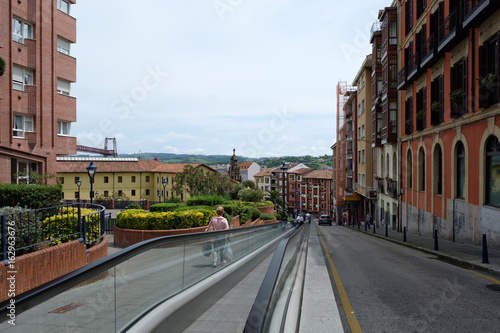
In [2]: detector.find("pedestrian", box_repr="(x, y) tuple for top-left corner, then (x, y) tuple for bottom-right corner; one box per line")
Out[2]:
(206, 206), (229, 267)
(366, 213), (372, 228)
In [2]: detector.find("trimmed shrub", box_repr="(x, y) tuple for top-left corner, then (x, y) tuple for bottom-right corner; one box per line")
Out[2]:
(237, 188), (264, 203)
(244, 206), (261, 221)
(186, 195), (226, 207)
(127, 203), (141, 209)
(43, 207), (100, 246)
(259, 213), (275, 221)
(175, 205), (211, 212)
(116, 208), (216, 230)
(150, 203), (184, 212)
(0, 184), (62, 209)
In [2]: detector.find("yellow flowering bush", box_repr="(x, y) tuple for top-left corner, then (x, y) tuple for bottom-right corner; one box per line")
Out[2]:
(43, 207), (100, 245)
(116, 209), (215, 230)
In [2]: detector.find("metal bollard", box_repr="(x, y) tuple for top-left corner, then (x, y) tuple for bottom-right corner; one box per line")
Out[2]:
(482, 234), (489, 264)
(365, 222), (367, 231)
(403, 226), (407, 243)
(434, 229), (439, 251)
(373, 223), (376, 234)
(385, 223), (388, 237)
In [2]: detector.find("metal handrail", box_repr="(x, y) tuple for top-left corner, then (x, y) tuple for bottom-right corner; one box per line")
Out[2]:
(244, 224), (308, 332)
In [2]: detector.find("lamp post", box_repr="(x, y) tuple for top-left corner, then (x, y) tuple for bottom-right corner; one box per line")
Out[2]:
(281, 163), (287, 222)
(75, 177), (82, 238)
(86, 162), (97, 205)
(162, 178), (167, 203)
(157, 190), (162, 203)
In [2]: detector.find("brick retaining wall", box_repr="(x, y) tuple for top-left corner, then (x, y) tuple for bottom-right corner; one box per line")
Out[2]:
(0, 235), (108, 303)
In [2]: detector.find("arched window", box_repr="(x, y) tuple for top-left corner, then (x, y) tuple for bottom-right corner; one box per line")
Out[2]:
(386, 153), (390, 178)
(486, 136), (500, 206)
(456, 141), (465, 199)
(407, 150), (413, 189)
(419, 147), (425, 191)
(433, 145), (443, 195)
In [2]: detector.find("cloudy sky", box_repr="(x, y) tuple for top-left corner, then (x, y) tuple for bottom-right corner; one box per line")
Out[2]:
(71, 0), (389, 158)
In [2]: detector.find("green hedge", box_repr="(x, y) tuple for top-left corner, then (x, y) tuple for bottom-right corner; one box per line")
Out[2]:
(150, 203), (184, 212)
(116, 208), (216, 230)
(0, 184), (62, 209)
(259, 213), (275, 221)
(186, 195), (226, 207)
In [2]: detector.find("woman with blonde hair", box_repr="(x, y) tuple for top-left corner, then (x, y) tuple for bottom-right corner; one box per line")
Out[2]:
(206, 206), (229, 267)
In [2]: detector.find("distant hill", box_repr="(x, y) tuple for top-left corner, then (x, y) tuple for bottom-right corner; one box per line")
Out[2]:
(117, 153), (333, 170)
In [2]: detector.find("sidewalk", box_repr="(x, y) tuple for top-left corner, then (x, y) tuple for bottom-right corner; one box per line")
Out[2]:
(347, 223), (500, 278)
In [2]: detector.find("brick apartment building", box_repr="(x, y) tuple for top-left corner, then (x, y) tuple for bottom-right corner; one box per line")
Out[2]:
(398, 0), (500, 245)
(0, 0), (77, 185)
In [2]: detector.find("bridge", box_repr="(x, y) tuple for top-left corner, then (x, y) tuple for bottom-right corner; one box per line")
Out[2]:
(76, 137), (118, 157)
(0, 222), (341, 332)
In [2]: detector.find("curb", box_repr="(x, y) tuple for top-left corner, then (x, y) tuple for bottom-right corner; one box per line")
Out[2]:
(346, 225), (500, 278)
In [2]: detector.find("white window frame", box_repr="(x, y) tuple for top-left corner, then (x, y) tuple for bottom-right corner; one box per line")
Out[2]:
(57, 37), (71, 55)
(13, 114), (34, 138)
(12, 18), (33, 43)
(13, 65), (34, 91)
(57, 120), (71, 136)
(57, 0), (71, 14)
(57, 78), (71, 96)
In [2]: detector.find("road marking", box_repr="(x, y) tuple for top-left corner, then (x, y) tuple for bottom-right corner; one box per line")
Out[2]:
(466, 270), (500, 284)
(316, 225), (363, 333)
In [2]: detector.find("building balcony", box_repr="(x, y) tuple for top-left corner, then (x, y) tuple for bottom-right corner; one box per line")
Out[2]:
(407, 52), (419, 82)
(463, 0), (500, 29)
(370, 21), (382, 41)
(377, 181), (385, 193)
(420, 33), (436, 68)
(438, 8), (458, 52)
(398, 67), (407, 90)
(387, 180), (398, 197)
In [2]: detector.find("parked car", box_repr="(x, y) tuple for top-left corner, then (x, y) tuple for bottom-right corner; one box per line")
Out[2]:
(318, 215), (332, 226)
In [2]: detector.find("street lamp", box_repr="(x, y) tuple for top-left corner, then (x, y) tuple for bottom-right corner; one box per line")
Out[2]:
(162, 178), (167, 203)
(157, 190), (162, 202)
(75, 177), (82, 239)
(281, 163), (287, 222)
(75, 177), (82, 202)
(86, 162), (97, 205)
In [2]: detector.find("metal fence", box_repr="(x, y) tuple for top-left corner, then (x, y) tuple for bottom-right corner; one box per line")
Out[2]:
(1, 203), (106, 261)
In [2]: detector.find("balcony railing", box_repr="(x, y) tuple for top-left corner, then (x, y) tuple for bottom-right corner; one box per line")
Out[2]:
(387, 180), (398, 197)
(438, 8), (457, 51)
(370, 21), (382, 40)
(407, 52), (419, 80)
(420, 33), (435, 66)
(398, 67), (406, 90)
(377, 181), (385, 193)
(463, 0), (489, 27)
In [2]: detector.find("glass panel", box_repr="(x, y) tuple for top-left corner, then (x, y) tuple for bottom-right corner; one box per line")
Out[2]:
(25, 116), (33, 132)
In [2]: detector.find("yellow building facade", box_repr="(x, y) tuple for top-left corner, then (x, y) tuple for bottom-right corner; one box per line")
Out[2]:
(56, 157), (216, 202)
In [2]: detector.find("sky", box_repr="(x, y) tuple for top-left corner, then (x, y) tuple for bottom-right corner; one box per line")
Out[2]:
(71, 0), (390, 158)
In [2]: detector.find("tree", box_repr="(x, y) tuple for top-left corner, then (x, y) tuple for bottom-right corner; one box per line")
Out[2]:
(241, 180), (256, 189)
(172, 165), (236, 197)
(238, 188), (264, 203)
(268, 190), (283, 210)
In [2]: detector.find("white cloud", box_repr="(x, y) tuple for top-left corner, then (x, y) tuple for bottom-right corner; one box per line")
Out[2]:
(71, 0), (389, 157)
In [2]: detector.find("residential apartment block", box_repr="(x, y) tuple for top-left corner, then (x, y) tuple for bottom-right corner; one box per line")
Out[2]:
(371, 5), (400, 231)
(334, 0), (500, 248)
(398, 0), (500, 245)
(0, 0), (77, 185)
(239, 161), (261, 182)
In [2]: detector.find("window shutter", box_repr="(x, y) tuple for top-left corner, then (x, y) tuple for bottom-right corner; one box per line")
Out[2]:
(462, 57), (468, 114)
(479, 45), (488, 108)
(422, 87), (426, 129)
(439, 75), (444, 123)
(13, 66), (23, 82)
(495, 32), (500, 101)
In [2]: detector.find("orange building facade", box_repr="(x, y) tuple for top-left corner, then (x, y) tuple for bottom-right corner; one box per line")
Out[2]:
(0, 0), (77, 184)
(398, 0), (500, 245)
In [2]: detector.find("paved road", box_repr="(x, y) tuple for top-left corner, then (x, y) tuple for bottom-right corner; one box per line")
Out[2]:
(318, 225), (500, 333)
